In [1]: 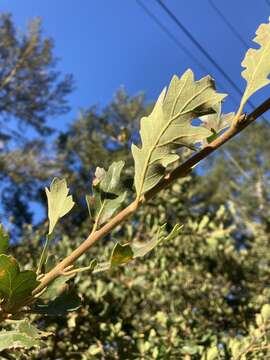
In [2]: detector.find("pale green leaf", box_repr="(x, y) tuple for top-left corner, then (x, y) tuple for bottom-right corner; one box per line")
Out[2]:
(0, 320), (51, 351)
(132, 70), (226, 196)
(200, 108), (233, 134)
(45, 178), (75, 235)
(240, 17), (270, 107)
(99, 160), (125, 194)
(0, 254), (39, 312)
(200, 104), (234, 144)
(87, 161), (127, 228)
(0, 330), (41, 351)
(0, 224), (9, 254)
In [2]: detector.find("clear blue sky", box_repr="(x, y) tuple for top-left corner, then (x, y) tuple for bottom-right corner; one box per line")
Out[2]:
(1, 0), (270, 130)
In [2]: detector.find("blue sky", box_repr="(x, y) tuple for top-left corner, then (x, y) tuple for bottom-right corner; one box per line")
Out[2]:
(1, 0), (270, 130)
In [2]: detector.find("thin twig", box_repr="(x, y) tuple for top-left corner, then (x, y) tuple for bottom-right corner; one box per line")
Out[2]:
(32, 96), (270, 296)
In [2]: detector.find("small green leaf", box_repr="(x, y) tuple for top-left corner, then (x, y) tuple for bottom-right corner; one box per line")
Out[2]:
(0, 224), (9, 254)
(132, 70), (226, 197)
(110, 243), (134, 266)
(99, 160), (125, 194)
(133, 224), (182, 258)
(0, 320), (50, 351)
(200, 104), (234, 144)
(93, 224), (182, 273)
(240, 17), (270, 108)
(88, 161), (127, 228)
(34, 289), (81, 315)
(0, 255), (39, 312)
(45, 178), (75, 235)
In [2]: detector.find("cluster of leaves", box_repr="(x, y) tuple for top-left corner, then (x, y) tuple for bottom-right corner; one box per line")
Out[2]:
(5, 180), (270, 359)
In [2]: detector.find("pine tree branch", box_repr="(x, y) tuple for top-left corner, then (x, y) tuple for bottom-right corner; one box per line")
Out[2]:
(32, 96), (270, 296)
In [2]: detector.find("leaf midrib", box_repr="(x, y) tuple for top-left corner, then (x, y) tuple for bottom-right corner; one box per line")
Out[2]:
(136, 83), (211, 198)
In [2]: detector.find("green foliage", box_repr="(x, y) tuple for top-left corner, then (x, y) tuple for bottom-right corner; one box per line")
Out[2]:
(200, 105), (234, 143)
(86, 161), (127, 229)
(94, 223), (182, 272)
(0, 320), (50, 352)
(132, 69), (226, 197)
(46, 178), (75, 235)
(0, 255), (39, 312)
(2, 14), (270, 360)
(37, 178), (75, 273)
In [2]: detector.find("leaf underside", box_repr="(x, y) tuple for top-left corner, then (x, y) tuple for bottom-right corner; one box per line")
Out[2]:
(240, 17), (270, 106)
(200, 104), (234, 144)
(132, 69), (226, 197)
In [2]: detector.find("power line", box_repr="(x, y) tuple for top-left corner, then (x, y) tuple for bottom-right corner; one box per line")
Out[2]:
(209, 0), (270, 127)
(136, 0), (211, 76)
(154, 0), (254, 109)
(135, 1), (260, 176)
(208, 0), (249, 49)
(155, 0), (270, 126)
(136, 0), (240, 105)
(136, 1), (269, 177)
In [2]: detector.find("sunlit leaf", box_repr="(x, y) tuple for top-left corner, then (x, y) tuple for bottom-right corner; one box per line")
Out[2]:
(132, 70), (226, 197)
(200, 104), (234, 144)
(45, 178), (75, 235)
(240, 17), (270, 108)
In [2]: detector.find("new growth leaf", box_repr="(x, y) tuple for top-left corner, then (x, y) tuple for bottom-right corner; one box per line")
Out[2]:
(86, 161), (127, 229)
(46, 178), (75, 235)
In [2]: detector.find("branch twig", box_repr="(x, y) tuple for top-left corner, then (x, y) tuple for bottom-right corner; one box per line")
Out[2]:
(32, 96), (270, 296)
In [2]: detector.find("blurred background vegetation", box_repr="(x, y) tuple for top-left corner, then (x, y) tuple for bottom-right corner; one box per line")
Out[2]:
(1, 10), (270, 360)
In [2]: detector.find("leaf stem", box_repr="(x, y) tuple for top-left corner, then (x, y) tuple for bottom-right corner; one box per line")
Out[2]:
(32, 95), (270, 296)
(36, 234), (52, 275)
